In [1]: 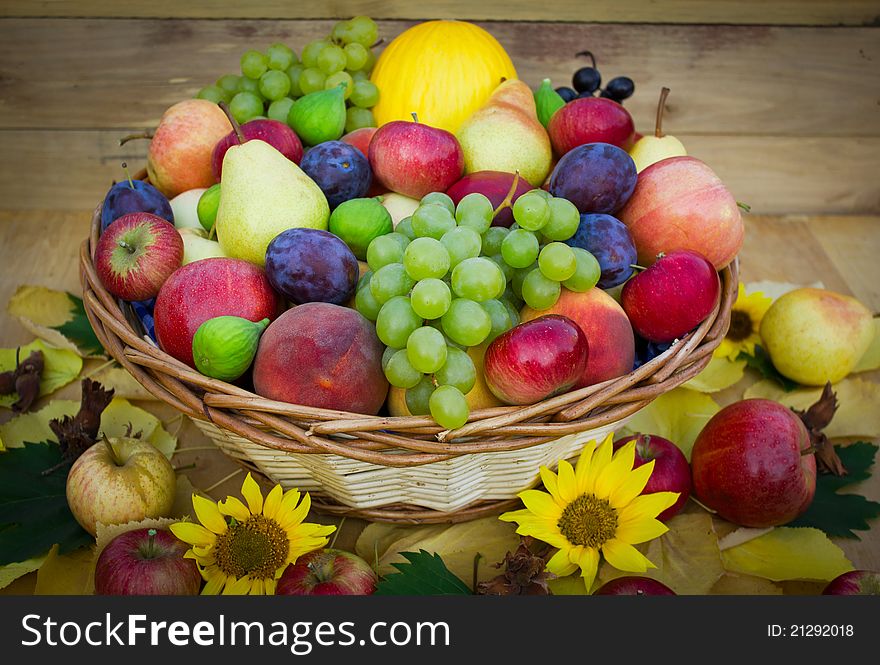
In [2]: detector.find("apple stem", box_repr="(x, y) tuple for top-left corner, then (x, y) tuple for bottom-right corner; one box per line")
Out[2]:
(492, 170), (522, 218)
(118, 131), (154, 146)
(102, 436), (121, 466)
(737, 201), (752, 212)
(118, 240), (137, 255)
(410, 112), (419, 124)
(575, 50), (596, 69)
(629, 263), (646, 272)
(218, 101), (246, 144)
(655, 87), (670, 138)
(121, 162), (135, 190)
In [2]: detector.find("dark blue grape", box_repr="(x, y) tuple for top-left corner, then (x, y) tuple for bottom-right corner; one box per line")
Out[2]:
(548, 142), (637, 214)
(555, 86), (577, 103)
(604, 76), (635, 101)
(131, 298), (157, 342)
(572, 67), (601, 94)
(632, 336), (673, 370)
(565, 213), (637, 289)
(299, 140), (371, 209)
(101, 180), (173, 231)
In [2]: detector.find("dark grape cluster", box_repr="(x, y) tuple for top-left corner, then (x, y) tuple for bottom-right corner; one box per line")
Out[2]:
(556, 51), (635, 105)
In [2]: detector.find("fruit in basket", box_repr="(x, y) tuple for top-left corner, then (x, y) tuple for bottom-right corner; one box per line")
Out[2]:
(265, 228), (359, 305)
(548, 97), (635, 156)
(621, 250), (720, 343)
(169, 188), (205, 229)
(759, 287), (874, 386)
(299, 140), (372, 208)
(593, 576), (676, 595)
(691, 399), (816, 527)
(484, 315), (588, 405)
(66, 437), (176, 536)
(613, 434), (691, 521)
(211, 118), (303, 181)
(341, 127), (377, 158)
(276, 548), (377, 596)
(564, 213), (637, 288)
(145, 99), (231, 198)
(154, 257), (279, 367)
(95, 212), (184, 301)
(380, 193), (420, 227)
(192, 315), (269, 381)
(288, 85), (347, 146)
(214, 140), (329, 265)
(548, 143), (637, 214)
(253, 302), (388, 414)
(177, 227), (227, 264)
(629, 87), (686, 173)
(95, 528), (201, 596)
(446, 171), (532, 228)
(197, 184), (221, 232)
(617, 156), (743, 270)
(456, 79), (552, 187)
(521, 287), (634, 387)
(369, 20), (517, 133)
(329, 197), (393, 260)
(369, 117), (465, 199)
(101, 167), (174, 231)
(822, 570), (880, 595)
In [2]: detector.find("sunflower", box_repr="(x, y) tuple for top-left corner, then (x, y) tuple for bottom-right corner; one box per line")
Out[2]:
(714, 283), (772, 360)
(171, 473), (335, 595)
(500, 434), (678, 592)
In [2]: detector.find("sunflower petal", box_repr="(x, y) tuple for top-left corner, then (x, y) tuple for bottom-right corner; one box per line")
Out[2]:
(241, 473), (264, 514)
(251, 578), (265, 596)
(192, 494), (228, 534)
(170, 521), (216, 547)
(616, 517), (669, 545)
(574, 440), (597, 494)
(583, 434), (613, 493)
(594, 439), (637, 498)
(225, 576), (252, 595)
(264, 578), (278, 595)
(556, 459), (578, 503)
(519, 489), (563, 520)
(262, 484), (284, 519)
(577, 547), (600, 592)
(539, 466), (562, 503)
(202, 570), (227, 595)
(547, 548), (579, 577)
(609, 461), (655, 509)
(219, 496), (251, 522)
(602, 539), (654, 573)
(279, 488), (302, 515)
(278, 491), (311, 530)
(618, 492), (680, 523)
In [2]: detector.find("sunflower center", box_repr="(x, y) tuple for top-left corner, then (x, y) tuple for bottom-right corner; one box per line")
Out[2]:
(557, 493), (619, 548)
(726, 310), (754, 342)
(213, 514), (290, 580)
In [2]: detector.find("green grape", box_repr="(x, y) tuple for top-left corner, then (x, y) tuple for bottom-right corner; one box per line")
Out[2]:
(455, 193), (494, 234)
(267, 43), (296, 71)
(410, 278), (452, 320)
(511, 262), (537, 300)
(259, 70), (291, 101)
(429, 385), (469, 430)
(355, 282), (382, 321)
(501, 228), (540, 269)
(441, 298), (492, 347)
(405, 376), (435, 416)
(434, 347), (476, 394)
(228, 92), (263, 123)
(406, 326), (447, 374)
(301, 40), (327, 68)
(345, 107), (376, 132)
(451, 257), (505, 302)
(196, 85), (228, 104)
(538, 242), (577, 281)
(403, 237), (450, 280)
(375, 296), (422, 348)
(481, 226), (510, 256)
(563, 247), (602, 292)
(237, 76), (261, 95)
(513, 191), (551, 231)
(396, 217), (415, 240)
(317, 44), (346, 75)
(344, 42), (369, 70)
(420, 192), (455, 214)
(351, 69), (369, 83)
(349, 80), (380, 108)
(348, 15), (379, 47)
(522, 268), (561, 310)
(381, 345), (398, 370)
(325, 71), (354, 98)
(241, 50), (269, 79)
(385, 349), (422, 389)
(363, 48), (377, 74)
(216, 74), (241, 94)
(488, 254), (514, 282)
(531, 189), (552, 200)
(542, 197), (581, 241)
(412, 204), (456, 240)
(331, 20), (353, 43)
(501, 297), (522, 327)
(267, 97), (295, 123)
(285, 64), (305, 97)
(370, 263), (415, 304)
(482, 298), (513, 343)
(440, 226), (482, 268)
(298, 68), (326, 95)
(386, 232), (411, 251)
(366, 234), (405, 271)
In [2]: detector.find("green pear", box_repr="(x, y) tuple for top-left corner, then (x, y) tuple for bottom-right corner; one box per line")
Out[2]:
(629, 87), (687, 172)
(215, 139), (329, 265)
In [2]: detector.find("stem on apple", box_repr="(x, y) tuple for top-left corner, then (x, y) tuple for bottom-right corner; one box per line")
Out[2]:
(410, 112), (419, 123)
(655, 87), (671, 138)
(218, 101), (246, 144)
(575, 50), (597, 68)
(144, 528), (158, 559)
(492, 170), (522, 219)
(121, 162), (135, 189)
(118, 131), (154, 146)
(102, 436), (121, 466)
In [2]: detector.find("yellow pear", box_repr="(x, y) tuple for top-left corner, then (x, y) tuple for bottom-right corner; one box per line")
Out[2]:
(456, 79), (552, 187)
(629, 87), (687, 172)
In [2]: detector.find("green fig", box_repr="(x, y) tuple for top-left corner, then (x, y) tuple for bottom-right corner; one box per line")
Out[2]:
(534, 78), (565, 128)
(287, 84), (347, 146)
(197, 183), (221, 233)
(192, 316), (269, 381)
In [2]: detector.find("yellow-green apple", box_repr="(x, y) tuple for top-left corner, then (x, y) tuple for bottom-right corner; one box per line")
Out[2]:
(146, 99), (230, 198)
(593, 576), (676, 595)
(66, 437), (177, 536)
(617, 156), (743, 270)
(521, 288), (635, 388)
(169, 188), (206, 229)
(380, 193), (420, 227)
(177, 227), (228, 265)
(547, 97), (635, 156)
(822, 570), (880, 595)
(628, 87), (687, 172)
(614, 434), (691, 521)
(456, 79), (552, 187)
(691, 399), (816, 527)
(212, 118), (303, 181)
(446, 171), (532, 227)
(94, 528), (201, 596)
(759, 287), (874, 386)
(95, 212), (183, 301)
(276, 548), (378, 595)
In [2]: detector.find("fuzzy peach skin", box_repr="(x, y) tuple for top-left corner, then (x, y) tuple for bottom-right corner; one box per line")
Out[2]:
(147, 99), (231, 198)
(617, 156), (743, 270)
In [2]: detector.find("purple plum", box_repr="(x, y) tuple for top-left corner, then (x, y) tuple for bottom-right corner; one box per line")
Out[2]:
(101, 178), (174, 230)
(548, 142), (637, 214)
(565, 213), (637, 288)
(299, 140), (371, 209)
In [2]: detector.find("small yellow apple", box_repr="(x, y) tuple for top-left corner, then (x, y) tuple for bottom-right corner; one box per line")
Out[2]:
(629, 87), (687, 172)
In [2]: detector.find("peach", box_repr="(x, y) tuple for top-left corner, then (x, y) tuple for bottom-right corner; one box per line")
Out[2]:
(617, 156), (743, 270)
(521, 288), (635, 388)
(253, 303), (388, 415)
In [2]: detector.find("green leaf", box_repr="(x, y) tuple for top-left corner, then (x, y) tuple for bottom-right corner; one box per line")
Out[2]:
(7, 286), (104, 357)
(737, 345), (799, 392)
(0, 442), (92, 566)
(374, 550), (472, 596)
(789, 442), (880, 539)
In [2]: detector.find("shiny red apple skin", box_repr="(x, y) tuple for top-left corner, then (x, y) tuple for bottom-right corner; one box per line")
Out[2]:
(822, 570), (880, 595)
(211, 119), (303, 180)
(368, 120), (464, 199)
(276, 548), (378, 596)
(691, 399), (816, 527)
(95, 212), (183, 301)
(341, 127), (377, 159)
(484, 315), (588, 405)
(94, 528), (201, 596)
(614, 433), (691, 521)
(446, 170), (533, 227)
(593, 576), (676, 595)
(621, 250), (720, 343)
(548, 98), (635, 156)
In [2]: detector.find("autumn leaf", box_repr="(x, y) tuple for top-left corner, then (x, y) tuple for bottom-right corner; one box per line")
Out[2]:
(0, 553), (47, 591)
(710, 573), (783, 595)
(34, 544), (96, 595)
(683, 355), (747, 393)
(90, 365), (157, 401)
(7, 286), (104, 357)
(374, 550), (471, 595)
(0, 340), (82, 411)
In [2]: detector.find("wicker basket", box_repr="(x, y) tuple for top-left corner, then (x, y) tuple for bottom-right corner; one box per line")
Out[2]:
(80, 200), (737, 524)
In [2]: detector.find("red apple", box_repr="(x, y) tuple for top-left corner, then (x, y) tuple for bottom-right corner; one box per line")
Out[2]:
(95, 212), (183, 301)
(276, 548), (377, 596)
(548, 97), (635, 156)
(484, 315), (588, 405)
(154, 257), (279, 367)
(822, 570), (880, 595)
(691, 399), (816, 527)
(95, 527), (201, 596)
(593, 576), (676, 595)
(341, 127), (377, 159)
(212, 119), (303, 180)
(621, 250), (720, 343)
(369, 118), (464, 199)
(614, 434), (691, 521)
(446, 170), (533, 227)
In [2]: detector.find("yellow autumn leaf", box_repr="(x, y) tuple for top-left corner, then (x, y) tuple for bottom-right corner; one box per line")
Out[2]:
(90, 364), (156, 401)
(7, 285), (104, 357)
(0, 553), (47, 591)
(683, 355), (747, 393)
(744, 378), (880, 439)
(547, 575), (589, 595)
(711, 573), (783, 595)
(0, 340), (82, 409)
(852, 318), (880, 373)
(0, 400), (79, 451)
(34, 544), (96, 595)
(720, 527), (853, 582)
(620, 388), (720, 460)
